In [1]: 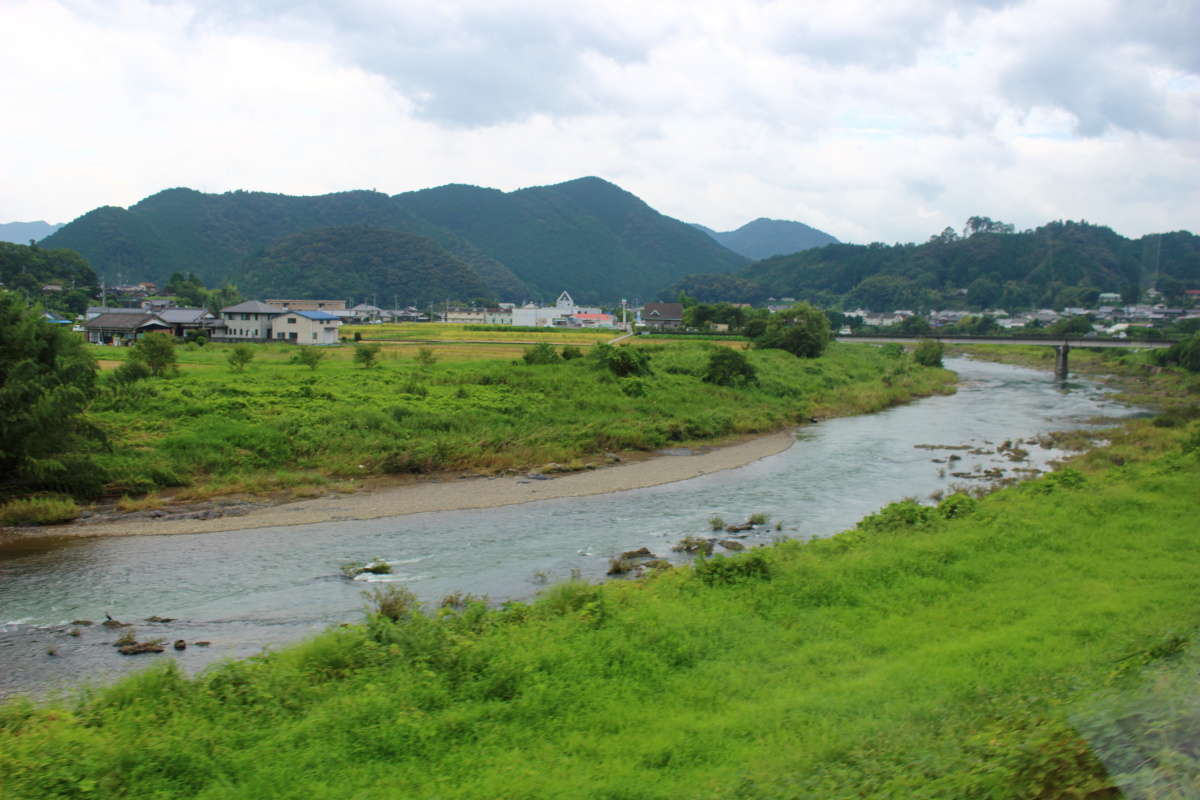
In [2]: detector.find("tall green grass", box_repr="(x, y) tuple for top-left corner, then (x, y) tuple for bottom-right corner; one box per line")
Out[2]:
(81, 342), (954, 498)
(3, 420), (1198, 797)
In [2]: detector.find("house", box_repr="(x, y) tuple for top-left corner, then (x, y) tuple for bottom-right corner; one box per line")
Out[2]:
(271, 310), (342, 345)
(445, 308), (488, 324)
(349, 303), (384, 322)
(83, 313), (172, 345)
(155, 307), (215, 338)
(212, 301), (287, 341)
(640, 303), (684, 330)
(510, 291), (598, 327)
(266, 299), (347, 312)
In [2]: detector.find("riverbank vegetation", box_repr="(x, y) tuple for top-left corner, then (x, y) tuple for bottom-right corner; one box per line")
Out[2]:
(15, 326), (953, 507)
(2, 411), (1198, 797)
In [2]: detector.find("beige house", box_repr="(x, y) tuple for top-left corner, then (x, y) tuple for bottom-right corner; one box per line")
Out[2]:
(271, 310), (342, 345)
(214, 301), (286, 341)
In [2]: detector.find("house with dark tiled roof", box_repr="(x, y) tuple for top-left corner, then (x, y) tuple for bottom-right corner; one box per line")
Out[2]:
(640, 302), (684, 330)
(83, 313), (172, 345)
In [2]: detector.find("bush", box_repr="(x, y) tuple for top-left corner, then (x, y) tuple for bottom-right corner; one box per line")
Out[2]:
(592, 343), (652, 377)
(522, 342), (560, 365)
(560, 344), (584, 360)
(129, 332), (177, 377)
(881, 342), (904, 359)
(290, 347), (325, 370)
(702, 348), (757, 386)
(226, 344), (255, 373)
(913, 339), (944, 367)
(694, 551), (771, 586)
(0, 495), (80, 525)
(354, 343), (382, 369)
(112, 358), (152, 383)
(415, 347), (437, 368)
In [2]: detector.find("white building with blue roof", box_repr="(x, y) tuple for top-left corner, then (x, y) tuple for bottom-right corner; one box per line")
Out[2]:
(272, 309), (343, 345)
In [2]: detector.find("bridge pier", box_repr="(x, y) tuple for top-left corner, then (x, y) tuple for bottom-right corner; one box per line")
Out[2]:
(1054, 343), (1070, 380)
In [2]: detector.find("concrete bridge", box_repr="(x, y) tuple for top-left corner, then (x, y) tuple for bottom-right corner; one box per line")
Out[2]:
(835, 334), (1177, 379)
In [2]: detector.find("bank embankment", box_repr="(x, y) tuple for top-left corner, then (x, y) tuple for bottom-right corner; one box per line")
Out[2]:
(2, 408), (1198, 798)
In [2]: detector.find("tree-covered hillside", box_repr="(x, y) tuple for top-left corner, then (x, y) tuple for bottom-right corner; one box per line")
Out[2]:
(392, 176), (748, 302)
(239, 227), (495, 306)
(42, 178), (747, 304)
(674, 221), (1200, 311)
(692, 217), (839, 260)
(0, 242), (98, 314)
(42, 189), (530, 301)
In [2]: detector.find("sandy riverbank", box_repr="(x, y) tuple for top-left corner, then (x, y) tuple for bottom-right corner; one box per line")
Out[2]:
(5, 430), (798, 542)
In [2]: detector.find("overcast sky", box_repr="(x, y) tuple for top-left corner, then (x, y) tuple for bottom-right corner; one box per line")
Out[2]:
(4, 0), (1197, 244)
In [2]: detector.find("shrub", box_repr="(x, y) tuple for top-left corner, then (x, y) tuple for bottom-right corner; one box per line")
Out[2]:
(702, 348), (757, 386)
(128, 332), (177, 377)
(226, 344), (255, 373)
(353, 342), (382, 369)
(112, 358), (152, 383)
(619, 378), (647, 397)
(0, 495), (80, 525)
(362, 584), (419, 622)
(522, 342), (560, 365)
(290, 347), (325, 370)
(913, 339), (945, 367)
(708, 516), (726, 531)
(561, 344), (584, 360)
(415, 347), (438, 368)
(694, 551), (771, 585)
(881, 342), (904, 359)
(592, 343), (652, 377)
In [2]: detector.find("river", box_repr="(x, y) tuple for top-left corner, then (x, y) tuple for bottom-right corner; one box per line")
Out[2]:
(0, 357), (1146, 698)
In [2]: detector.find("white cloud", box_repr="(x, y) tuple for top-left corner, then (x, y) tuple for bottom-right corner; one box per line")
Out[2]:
(2, 0), (1196, 245)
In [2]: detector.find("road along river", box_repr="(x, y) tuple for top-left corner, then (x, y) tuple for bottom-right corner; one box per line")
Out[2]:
(0, 357), (1146, 698)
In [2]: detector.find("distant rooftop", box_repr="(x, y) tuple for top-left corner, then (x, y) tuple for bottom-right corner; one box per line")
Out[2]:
(221, 301), (286, 314)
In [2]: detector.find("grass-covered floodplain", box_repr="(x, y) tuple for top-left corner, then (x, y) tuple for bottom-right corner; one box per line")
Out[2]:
(354, 322), (618, 344)
(3, 420), (1199, 798)
(82, 339), (953, 500)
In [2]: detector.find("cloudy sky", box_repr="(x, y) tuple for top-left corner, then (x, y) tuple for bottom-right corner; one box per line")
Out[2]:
(4, 0), (1197, 243)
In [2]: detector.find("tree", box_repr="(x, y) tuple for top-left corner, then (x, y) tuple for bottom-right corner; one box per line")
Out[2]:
(128, 332), (177, 377)
(898, 315), (933, 336)
(227, 344), (255, 372)
(913, 339), (944, 367)
(0, 290), (106, 496)
(702, 347), (757, 386)
(354, 342), (382, 369)
(754, 302), (830, 358)
(591, 343), (652, 377)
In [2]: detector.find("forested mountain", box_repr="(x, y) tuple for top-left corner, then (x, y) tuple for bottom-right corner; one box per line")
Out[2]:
(239, 227), (494, 305)
(390, 177), (747, 301)
(0, 221), (63, 244)
(673, 221), (1200, 311)
(43, 189), (530, 300)
(42, 178), (747, 303)
(692, 218), (838, 260)
(0, 242), (98, 313)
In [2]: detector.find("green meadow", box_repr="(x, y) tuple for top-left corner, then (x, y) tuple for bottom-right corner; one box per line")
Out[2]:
(80, 339), (954, 501)
(2, 415), (1198, 798)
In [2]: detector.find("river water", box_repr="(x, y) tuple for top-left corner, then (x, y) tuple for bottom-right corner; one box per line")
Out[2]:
(0, 357), (1145, 698)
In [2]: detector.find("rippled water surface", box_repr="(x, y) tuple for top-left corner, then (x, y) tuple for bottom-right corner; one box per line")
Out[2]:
(0, 358), (1144, 697)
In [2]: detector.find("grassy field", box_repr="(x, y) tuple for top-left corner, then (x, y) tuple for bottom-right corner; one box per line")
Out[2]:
(354, 322), (620, 344)
(3, 413), (1198, 798)
(77, 339), (954, 502)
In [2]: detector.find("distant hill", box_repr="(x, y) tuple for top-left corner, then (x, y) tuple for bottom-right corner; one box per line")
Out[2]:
(239, 226), (494, 306)
(0, 221), (63, 244)
(43, 178), (747, 303)
(692, 218), (838, 260)
(673, 221), (1200, 311)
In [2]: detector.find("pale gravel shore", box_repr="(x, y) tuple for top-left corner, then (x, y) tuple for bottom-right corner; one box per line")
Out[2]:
(7, 430), (797, 541)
